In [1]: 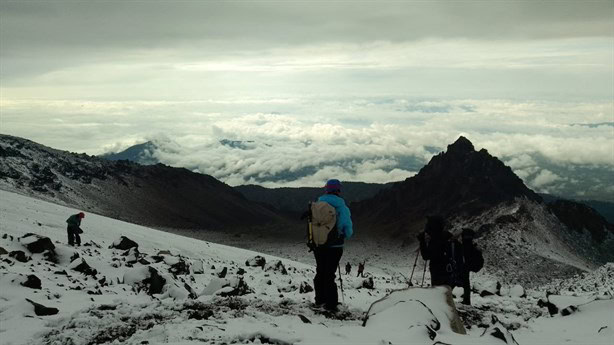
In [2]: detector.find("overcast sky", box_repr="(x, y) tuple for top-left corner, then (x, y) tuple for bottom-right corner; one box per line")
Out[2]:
(1, 0), (613, 191)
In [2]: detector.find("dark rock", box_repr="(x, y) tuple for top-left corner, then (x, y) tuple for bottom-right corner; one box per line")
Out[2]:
(110, 236), (138, 251)
(170, 259), (190, 276)
(218, 278), (253, 297)
(0, 246), (8, 255)
(70, 252), (80, 263)
(217, 267), (228, 278)
(299, 282), (314, 294)
(25, 298), (59, 316)
(183, 283), (198, 299)
(9, 250), (30, 263)
(54, 270), (68, 275)
(72, 259), (98, 277)
(237, 268), (246, 275)
(138, 258), (151, 265)
(245, 255), (266, 268)
(188, 308), (214, 320)
(147, 266), (166, 294)
(43, 249), (59, 264)
(157, 250), (172, 256)
(361, 277), (375, 289)
(20, 275), (42, 289)
(20, 233), (55, 253)
(264, 260), (288, 275)
(560, 305), (578, 316)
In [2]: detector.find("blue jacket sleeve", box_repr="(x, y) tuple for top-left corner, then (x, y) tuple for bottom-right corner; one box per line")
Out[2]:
(338, 202), (353, 239)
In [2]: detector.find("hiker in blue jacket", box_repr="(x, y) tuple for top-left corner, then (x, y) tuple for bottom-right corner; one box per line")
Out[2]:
(313, 179), (353, 311)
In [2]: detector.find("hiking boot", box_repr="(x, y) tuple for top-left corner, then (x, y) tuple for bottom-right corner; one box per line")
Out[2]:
(324, 303), (339, 312)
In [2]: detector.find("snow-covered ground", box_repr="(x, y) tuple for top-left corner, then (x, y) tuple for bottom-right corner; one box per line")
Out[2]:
(1, 189), (612, 345)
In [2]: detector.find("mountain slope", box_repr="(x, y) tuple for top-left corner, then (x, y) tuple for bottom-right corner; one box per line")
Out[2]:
(0, 134), (284, 231)
(353, 136), (542, 237)
(352, 136), (614, 277)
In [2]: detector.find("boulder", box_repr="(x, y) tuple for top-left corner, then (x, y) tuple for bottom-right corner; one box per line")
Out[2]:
(70, 259), (98, 277)
(169, 259), (190, 276)
(299, 282), (314, 294)
(363, 287), (466, 337)
(192, 260), (204, 274)
(475, 280), (500, 297)
(110, 236), (138, 250)
(217, 267), (228, 278)
(509, 284), (526, 298)
(20, 275), (42, 289)
(20, 233), (55, 254)
(25, 298), (59, 316)
(480, 315), (519, 344)
(264, 260), (288, 275)
(123, 247), (139, 264)
(245, 255), (266, 268)
(123, 266), (166, 295)
(9, 250), (30, 263)
(361, 277), (375, 290)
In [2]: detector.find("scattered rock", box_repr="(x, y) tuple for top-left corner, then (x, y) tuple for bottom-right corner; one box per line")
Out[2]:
(361, 277), (375, 290)
(20, 275), (42, 289)
(192, 260), (204, 274)
(20, 233), (55, 253)
(217, 267), (228, 278)
(9, 250), (30, 263)
(509, 284), (526, 298)
(476, 280), (500, 297)
(110, 236), (138, 251)
(245, 255), (266, 268)
(147, 267), (166, 295)
(138, 258), (151, 265)
(169, 259), (190, 276)
(219, 278), (253, 297)
(299, 282), (314, 294)
(264, 260), (288, 275)
(123, 247), (139, 264)
(70, 259), (98, 277)
(70, 252), (80, 263)
(25, 298), (59, 316)
(480, 315), (519, 345)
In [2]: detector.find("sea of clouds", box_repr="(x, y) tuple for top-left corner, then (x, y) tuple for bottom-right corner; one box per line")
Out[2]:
(2, 97), (612, 200)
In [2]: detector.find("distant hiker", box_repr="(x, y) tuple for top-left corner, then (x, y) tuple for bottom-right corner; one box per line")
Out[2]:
(418, 216), (484, 305)
(345, 262), (352, 275)
(357, 261), (365, 277)
(306, 179), (353, 312)
(66, 212), (85, 246)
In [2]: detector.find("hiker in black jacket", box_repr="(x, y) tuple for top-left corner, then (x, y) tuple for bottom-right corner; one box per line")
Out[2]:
(418, 216), (483, 305)
(418, 215), (463, 287)
(459, 228), (483, 305)
(66, 212), (85, 246)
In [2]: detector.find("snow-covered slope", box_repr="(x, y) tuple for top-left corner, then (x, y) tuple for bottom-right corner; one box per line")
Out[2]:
(1, 190), (612, 345)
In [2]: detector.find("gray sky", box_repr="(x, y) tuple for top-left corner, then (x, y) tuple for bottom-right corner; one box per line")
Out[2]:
(1, 0), (613, 194)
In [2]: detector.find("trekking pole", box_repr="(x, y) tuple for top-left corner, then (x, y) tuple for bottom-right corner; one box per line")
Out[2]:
(408, 248), (420, 287)
(420, 259), (428, 287)
(338, 264), (345, 304)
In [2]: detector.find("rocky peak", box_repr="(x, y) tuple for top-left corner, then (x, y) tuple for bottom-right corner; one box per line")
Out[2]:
(446, 136), (475, 155)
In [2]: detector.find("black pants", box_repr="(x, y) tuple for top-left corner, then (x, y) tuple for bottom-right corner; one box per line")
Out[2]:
(313, 246), (343, 308)
(67, 226), (81, 246)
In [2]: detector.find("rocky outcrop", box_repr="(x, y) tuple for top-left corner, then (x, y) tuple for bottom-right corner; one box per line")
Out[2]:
(354, 136), (542, 239)
(20, 233), (55, 253)
(110, 236), (138, 251)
